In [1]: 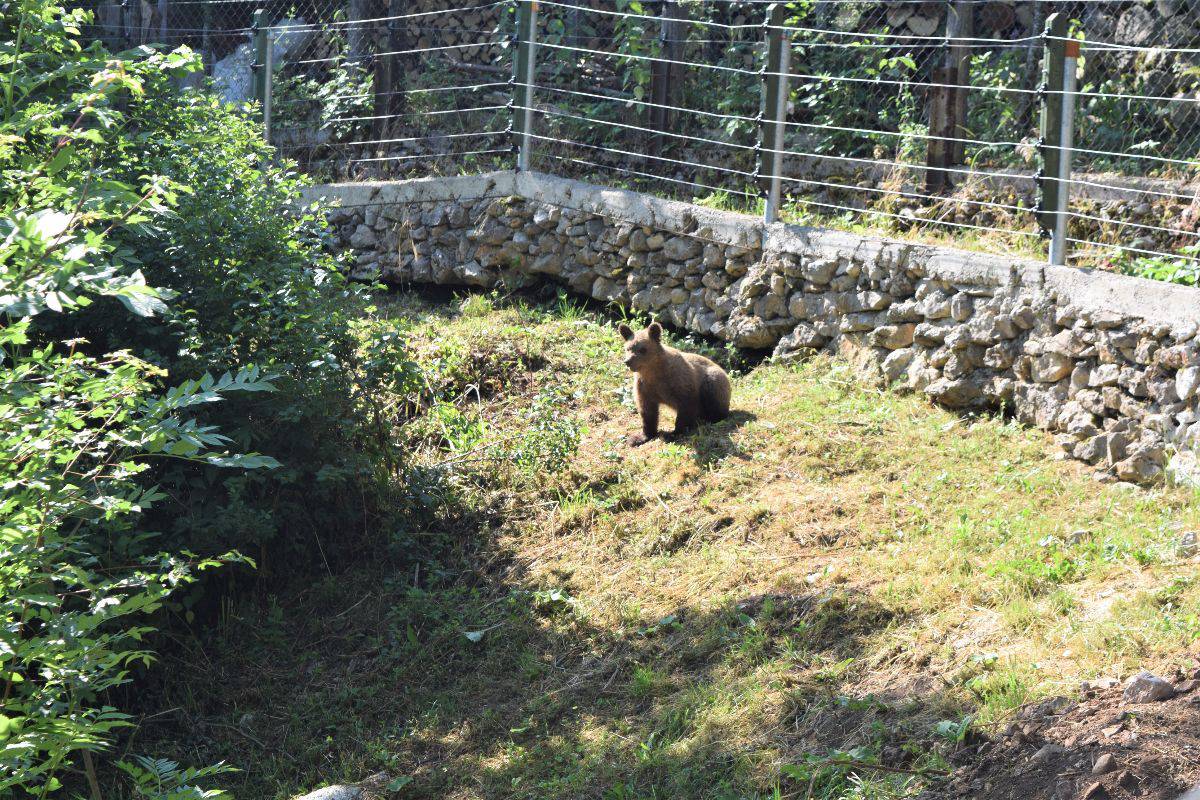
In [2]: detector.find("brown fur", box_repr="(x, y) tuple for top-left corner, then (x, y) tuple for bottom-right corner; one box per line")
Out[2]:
(618, 322), (732, 446)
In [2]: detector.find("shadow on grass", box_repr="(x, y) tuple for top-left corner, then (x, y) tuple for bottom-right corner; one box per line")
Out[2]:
(127, 527), (973, 800)
(677, 409), (758, 468)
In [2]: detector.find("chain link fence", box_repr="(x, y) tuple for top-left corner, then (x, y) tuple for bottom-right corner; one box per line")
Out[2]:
(75, 0), (1200, 280)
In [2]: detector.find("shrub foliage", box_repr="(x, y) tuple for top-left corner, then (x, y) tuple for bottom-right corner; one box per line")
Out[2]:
(0, 0), (409, 794)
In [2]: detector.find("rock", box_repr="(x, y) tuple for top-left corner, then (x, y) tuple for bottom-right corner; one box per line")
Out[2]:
(530, 253), (563, 275)
(921, 291), (952, 319)
(1159, 344), (1198, 369)
(1031, 743), (1066, 764)
(882, 348), (915, 384)
(349, 224), (377, 250)
(531, 204), (558, 228)
(1092, 310), (1126, 330)
(1089, 364), (1121, 388)
(914, 322), (950, 346)
(950, 293), (973, 322)
(1032, 353), (1073, 383)
(292, 787), (362, 800)
(1045, 329), (1086, 357)
(1081, 677), (1119, 693)
(856, 290), (890, 312)
(1114, 454), (1163, 484)
(1122, 671), (1176, 703)
(661, 236), (700, 261)
(1092, 753), (1119, 775)
(755, 293), (786, 319)
(727, 314), (788, 349)
(1168, 451), (1200, 488)
(925, 378), (983, 409)
(1012, 306), (1037, 329)
(1178, 531), (1199, 558)
(591, 277), (622, 303)
(1177, 366), (1200, 401)
(802, 258), (838, 284)
(458, 260), (491, 287)
(774, 323), (826, 358)
(871, 324), (916, 350)
(1081, 780), (1107, 800)
(840, 312), (877, 332)
(886, 299), (923, 323)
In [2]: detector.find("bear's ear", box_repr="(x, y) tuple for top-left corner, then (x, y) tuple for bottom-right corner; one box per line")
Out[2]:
(647, 322), (662, 341)
(618, 323), (635, 341)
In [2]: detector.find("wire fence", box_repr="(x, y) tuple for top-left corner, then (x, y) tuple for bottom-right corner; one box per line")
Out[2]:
(77, 0), (1200, 280)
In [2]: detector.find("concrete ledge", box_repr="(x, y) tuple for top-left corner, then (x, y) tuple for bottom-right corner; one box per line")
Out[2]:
(303, 171), (516, 209)
(1043, 265), (1200, 333)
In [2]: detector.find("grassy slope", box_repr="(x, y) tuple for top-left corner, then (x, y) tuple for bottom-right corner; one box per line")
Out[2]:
(137, 290), (1200, 800)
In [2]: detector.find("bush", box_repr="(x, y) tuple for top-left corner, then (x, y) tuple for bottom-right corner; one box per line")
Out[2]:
(1, 0), (417, 792)
(0, 2), (287, 794)
(24, 37), (420, 569)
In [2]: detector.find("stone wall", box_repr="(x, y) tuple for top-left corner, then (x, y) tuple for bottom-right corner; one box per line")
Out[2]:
(304, 171), (1200, 485)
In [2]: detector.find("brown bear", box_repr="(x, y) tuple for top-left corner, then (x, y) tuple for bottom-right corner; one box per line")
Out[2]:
(618, 321), (732, 446)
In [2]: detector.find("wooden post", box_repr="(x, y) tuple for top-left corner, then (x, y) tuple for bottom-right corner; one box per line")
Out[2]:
(347, 0), (372, 66)
(512, 0), (539, 171)
(650, 1), (687, 132)
(1037, 12), (1069, 236)
(926, 2), (971, 193)
(373, 0), (406, 145)
(664, 1), (687, 129)
(1016, 0), (1045, 130)
(760, 3), (790, 224)
(100, 0), (122, 49)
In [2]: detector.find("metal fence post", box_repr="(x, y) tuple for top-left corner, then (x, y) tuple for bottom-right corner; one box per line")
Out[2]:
(760, 3), (790, 225)
(512, 0), (538, 171)
(251, 9), (271, 144)
(1038, 13), (1078, 266)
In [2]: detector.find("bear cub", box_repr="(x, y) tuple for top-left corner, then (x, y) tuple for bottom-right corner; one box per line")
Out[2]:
(618, 321), (732, 446)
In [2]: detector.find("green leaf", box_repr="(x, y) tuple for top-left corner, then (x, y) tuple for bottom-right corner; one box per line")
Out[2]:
(112, 285), (168, 317)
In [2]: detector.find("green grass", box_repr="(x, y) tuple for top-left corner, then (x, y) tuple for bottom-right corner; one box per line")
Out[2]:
(133, 288), (1200, 800)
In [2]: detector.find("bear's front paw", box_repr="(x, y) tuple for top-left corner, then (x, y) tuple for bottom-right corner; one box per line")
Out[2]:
(628, 432), (651, 447)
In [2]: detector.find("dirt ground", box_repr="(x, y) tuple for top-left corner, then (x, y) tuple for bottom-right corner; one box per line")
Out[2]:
(928, 665), (1200, 800)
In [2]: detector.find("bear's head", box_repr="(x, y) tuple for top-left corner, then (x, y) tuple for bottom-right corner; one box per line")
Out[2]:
(618, 322), (664, 373)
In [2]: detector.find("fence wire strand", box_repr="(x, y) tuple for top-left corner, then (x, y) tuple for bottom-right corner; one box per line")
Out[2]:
(78, 0), (1200, 270)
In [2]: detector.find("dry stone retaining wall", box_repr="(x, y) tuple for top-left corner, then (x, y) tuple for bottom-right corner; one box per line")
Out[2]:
(305, 171), (1200, 485)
